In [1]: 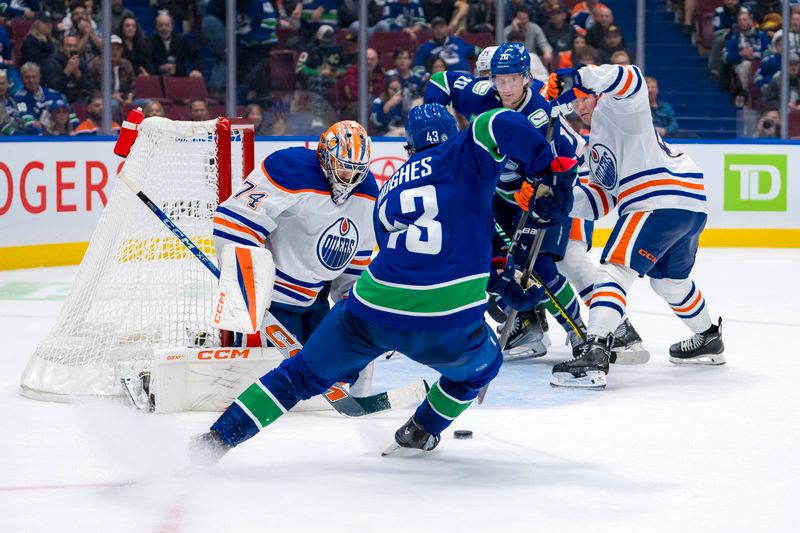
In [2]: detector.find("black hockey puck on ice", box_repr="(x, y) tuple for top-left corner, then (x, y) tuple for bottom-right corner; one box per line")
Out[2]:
(453, 430), (473, 439)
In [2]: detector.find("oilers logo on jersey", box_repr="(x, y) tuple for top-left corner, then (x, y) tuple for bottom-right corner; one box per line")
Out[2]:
(589, 143), (618, 190)
(317, 217), (360, 271)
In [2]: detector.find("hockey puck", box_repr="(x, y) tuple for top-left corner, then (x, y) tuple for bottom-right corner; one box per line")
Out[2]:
(453, 430), (473, 439)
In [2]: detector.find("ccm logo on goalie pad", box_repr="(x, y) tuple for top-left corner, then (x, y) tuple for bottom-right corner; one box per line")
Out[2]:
(197, 348), (251, 360)
(213, 292), (226, 325)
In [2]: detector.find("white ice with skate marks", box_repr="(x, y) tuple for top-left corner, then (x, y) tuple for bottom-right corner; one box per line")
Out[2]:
(0, 248), (798, 533)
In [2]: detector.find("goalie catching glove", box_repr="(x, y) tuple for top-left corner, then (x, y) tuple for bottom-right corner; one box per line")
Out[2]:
(514, 156), (578, 228)
(486, 256), (544, 312)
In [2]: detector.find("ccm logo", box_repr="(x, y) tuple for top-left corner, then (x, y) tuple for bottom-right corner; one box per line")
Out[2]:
(638, 249), (658, 263)
(213, 292), (226, 324)
(197, 348), (251, 360)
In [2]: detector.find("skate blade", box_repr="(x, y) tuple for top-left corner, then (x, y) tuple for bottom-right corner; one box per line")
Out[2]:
(669, 353), (726, 366)
(550, 371), (607, 390)
(503, 342), (547, 361)
(611, 343), (650, 365)
(381, 442), (427, 458)
(120, 376), (153, 412)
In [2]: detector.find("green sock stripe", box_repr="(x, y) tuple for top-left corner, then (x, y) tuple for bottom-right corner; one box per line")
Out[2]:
(544, 281), (578, 316)
(237, 381), (287, 428)
(427, 381), (472, 421)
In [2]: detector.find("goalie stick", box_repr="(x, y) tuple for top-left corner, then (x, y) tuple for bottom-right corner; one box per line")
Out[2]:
(115, 170), (427, 417)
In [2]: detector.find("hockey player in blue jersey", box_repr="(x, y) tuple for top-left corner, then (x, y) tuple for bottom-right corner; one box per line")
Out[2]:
(188, 103), (577, 463)
(424, 43), (589, 360)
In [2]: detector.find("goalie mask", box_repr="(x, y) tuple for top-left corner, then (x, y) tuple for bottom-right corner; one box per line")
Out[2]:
(317, 120), (372, 205)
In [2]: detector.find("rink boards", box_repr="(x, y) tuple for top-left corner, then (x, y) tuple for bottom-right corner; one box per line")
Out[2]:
(1, 136), (798, 269)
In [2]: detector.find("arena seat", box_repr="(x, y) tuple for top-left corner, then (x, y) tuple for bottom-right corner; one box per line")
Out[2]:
(163, 76), (209, 103)
(460, 32), (494, 49)
(269, 50), (298, 91)
(134, 76), (165, 100)
(370, 31), (413, 54)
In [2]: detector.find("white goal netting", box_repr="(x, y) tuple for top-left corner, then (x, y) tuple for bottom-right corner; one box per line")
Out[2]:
(20, 117), (253, 401)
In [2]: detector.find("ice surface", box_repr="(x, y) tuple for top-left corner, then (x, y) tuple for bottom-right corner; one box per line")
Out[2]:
(1, 249), (798, 533)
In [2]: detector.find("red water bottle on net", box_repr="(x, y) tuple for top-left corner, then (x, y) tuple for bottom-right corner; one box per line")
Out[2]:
(114, 107), (144, 158)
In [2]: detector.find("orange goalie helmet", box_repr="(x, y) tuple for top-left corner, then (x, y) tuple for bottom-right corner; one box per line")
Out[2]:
(317, 120), (372, 204)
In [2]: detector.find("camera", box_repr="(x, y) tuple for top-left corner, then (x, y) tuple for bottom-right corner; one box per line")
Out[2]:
(761, 118), (775, 129)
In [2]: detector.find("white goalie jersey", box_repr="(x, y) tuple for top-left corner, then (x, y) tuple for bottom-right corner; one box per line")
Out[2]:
(212, 147), (378, 307)
(570, 64), (708, 220)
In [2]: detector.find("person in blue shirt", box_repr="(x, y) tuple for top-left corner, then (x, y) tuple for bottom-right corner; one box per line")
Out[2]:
(754, 32), (782, 88)
(646, 76), (679, 137)
(414, 16), (479, 74)
(13, 62), (76, 135)
(370, 76), (406, 135)
(188, 103), (576, 463)
(722, 8), (770, 102)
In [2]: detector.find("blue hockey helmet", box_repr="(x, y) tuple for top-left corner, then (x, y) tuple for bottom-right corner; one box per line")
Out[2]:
(404, 103), (458, 154)
(490, 43), (531, 78)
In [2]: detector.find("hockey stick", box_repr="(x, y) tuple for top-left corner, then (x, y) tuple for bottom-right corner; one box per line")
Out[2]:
(477, 107), (562, 405)
(493, 221), (586, 341)
(116, 171), (426, 416)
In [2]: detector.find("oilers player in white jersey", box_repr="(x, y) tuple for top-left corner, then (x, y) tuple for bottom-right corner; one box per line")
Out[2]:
(188, 103), (576, 462)
(425, 43), (645, 361)
(212, 120), (378, 395)
(524, 64), (726, 389)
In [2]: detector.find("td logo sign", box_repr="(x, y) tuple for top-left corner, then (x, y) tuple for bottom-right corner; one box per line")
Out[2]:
(724, 154), (787, 211)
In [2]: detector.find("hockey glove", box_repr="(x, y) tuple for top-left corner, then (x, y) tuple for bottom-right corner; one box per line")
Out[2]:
(486, 256), (545, 312)
(514, 157), (578, 228)
(552, 68), (594, 106)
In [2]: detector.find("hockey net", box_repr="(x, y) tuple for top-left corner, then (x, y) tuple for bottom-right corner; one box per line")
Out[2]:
(19, 117), (255, 401)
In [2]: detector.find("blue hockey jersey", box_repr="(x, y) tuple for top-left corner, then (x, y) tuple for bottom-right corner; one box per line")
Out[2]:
(347, 109), (555, 329)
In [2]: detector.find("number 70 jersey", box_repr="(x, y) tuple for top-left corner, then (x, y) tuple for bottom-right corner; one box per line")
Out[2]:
(346, 109), (555, 330)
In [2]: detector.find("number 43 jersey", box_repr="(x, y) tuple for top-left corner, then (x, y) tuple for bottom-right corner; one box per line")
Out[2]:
(347, 109), (555, 330)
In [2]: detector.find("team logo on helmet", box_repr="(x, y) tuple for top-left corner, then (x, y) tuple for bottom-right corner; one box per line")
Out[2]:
(316, 217), (359, 271)
(589, 143), (618, 190)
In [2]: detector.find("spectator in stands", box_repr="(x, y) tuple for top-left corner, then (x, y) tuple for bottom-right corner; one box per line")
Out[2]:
(0, 14), (21, 92)
(504, 8), (553, 65)
(189, 98), (211, 121)
(573, 44), (598, 66)
(340, 0), (386, 36)
(43, 98), (74, 136)
(506, 30), (549, 81)
(0, 71), (24, 135)
(300, 0), (339, 35)
(270, 112), (290, 135)
(244, 103), (271, 135)
(64, 0), (102, 63)
(679, 0), (697, 34)
(763, 51), (800, 110)
(709, 0), (742, 80)
(467, 0), (496, 34)
(647, 76), (679, 137)
(611, 49), (631, 65)
(116, 14), (152, 77)
(88, 34), (134, 118)
(571, 0), (607, 34)
(422, 0), (469, 34)
(385, 48), (425, 100)
(753, 108), (781, 137)
(424, 55), (448, 82)
(748, 0), (782, 24)
(381, 0), (428, 37)
(585, 4), (613, 48)
(344, 47), (384, 101)
(20, 12), (57, 70)
(723, 8), (770, 105)
(504, 0), (539, 23)
(296, 25), (347, 92)
(74, 93), (120, 134)
(755, 32), (783, 88)
(786, 12), (800, 57)
(370, 76), (406, 135)
(414, 16), (478, 73)
(558, 33), (587, 68)
(543, 3), (576, 57)
(149, 11), (204, 78)
(143, 99), (166, 118)
(43, 34), (94, 104)
(106, 0), (134, 32)
(597, 24), (630, 64)
(14, 62), (72, 135)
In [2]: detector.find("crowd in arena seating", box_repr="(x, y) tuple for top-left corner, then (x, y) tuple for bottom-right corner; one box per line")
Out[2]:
(689, 0), (800, 136)
(0, 0), (796, 138)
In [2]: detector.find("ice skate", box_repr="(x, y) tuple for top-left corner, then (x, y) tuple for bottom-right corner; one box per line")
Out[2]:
(550, 334), (612, 390)
(382, 416), (440, 457)
(188, 430), (231, 466)
(567, 328), (586, 358)
(501, 308), (548, 361)
(610, 318), (650, 365)
(669, 318), (725, 365)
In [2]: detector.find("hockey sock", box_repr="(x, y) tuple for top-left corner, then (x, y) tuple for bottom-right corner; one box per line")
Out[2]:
(650, 277), (714, 333)
(211, 355), (328, 447)
(587, 262), (637, 337)
(535, 254), (584, 334)
(414, 379), (476, 438)
(558, 240), (598, 307)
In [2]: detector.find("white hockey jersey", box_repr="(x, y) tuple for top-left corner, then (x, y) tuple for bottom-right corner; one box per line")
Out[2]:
(212, 147), (378, 307)
(570, 64), (708, 220)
